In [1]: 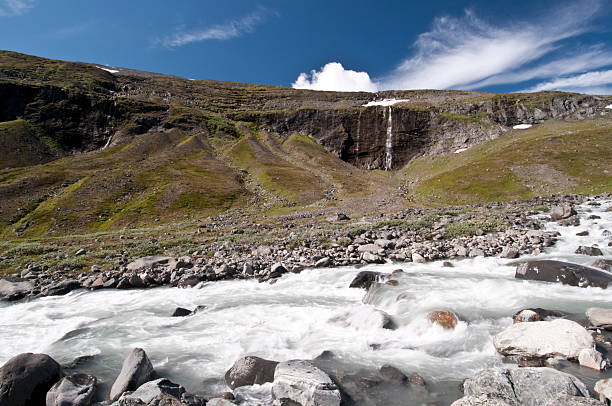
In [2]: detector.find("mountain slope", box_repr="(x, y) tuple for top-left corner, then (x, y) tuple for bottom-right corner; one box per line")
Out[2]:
(0, 50), (611, 238)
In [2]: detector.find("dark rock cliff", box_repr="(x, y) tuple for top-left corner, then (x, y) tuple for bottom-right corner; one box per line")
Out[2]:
(1, 50), (610, 170)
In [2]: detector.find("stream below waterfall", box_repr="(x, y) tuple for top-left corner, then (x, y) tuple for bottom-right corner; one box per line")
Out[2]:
(1, 200), (611, 405)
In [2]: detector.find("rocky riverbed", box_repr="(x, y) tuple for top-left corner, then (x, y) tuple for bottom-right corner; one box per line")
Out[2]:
(2, 193), (611, 301)
(0, 195), (611, 405)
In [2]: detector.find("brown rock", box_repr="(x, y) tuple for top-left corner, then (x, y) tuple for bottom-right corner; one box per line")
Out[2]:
(427, 311), (458, 329)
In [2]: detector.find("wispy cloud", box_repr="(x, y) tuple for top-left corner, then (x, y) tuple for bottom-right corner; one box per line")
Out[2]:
(523, 69), (612, 94)
(160, 7), (276, 48)
(292, 1), (612, 94)
(0, 0), (35, 16)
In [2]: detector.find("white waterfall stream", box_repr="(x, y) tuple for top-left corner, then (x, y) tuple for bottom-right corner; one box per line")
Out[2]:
(385, 106), (393, 170)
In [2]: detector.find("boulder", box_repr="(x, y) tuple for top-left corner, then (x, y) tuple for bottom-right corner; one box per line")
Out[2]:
(451, 394), (519, 406)
(224, 356), (278, 390)
(271, 360), (341, 406)
(512, 308), (566, 323)
(595, 379), (612, 404)
(126, 256), (174, 272)
(46, 373), (97, 406)
(513, 310), (541, 323)
(586, 307), (612, 330)
(207, 399), (236, 406)
(0, 277), (33, 301)
(551, 204), (575, 220)
(270, 263), (288, 276)
(591, 259), (612, 272)
(543, 395), (606, 406)
(109, 348), (155, 401)
(116, 378), (185, 405)
(361, 252), (383, 264)
(349, 271), (382, 290)
(493, 319), (594, 359)
(44, 279), (81, 296)
(515, 260), (612, 289)
(575, 246), (603, 256)
(500, 247), (519, 259)
(0, 352), (61, 406)
(171, 307), (192, 317)
(428, 311), (458, 329)
(378, 365), (407, 384)
(412, 253), (426, 263)
(357, 244), (382, 254)
(578, 348), (606, 371)
(461, 367), (589, 406)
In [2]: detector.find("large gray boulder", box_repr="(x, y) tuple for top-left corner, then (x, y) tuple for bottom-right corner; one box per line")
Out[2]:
(224, 356), (278, 390)
(586, 307), (612, 330)
(543, 395), (606, 405)
(0, 352), (62, 406)
(109, 348), (155, 401)
(0, 277), (33, 301)
(451, 394), (519, 406)
(595, 378), (612, 405)
(551, 204), (575, 220)
(272, 360), (341, 406)
(46, 373), (97, 406)
(126, 256), (175, 272)
(515, 260), (612, 289)
(460, 367), (590, 406)
(115, 378), (185, 405)
(493, 319), (594, 359)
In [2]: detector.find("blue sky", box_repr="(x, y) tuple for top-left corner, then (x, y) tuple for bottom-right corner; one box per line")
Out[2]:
(1, 0), (612, 94)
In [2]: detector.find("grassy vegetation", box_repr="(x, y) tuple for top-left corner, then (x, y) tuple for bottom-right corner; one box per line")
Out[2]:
(399, 118), (612, 206)
(444, 218), (509, 238)
(225, 131), (326, 203)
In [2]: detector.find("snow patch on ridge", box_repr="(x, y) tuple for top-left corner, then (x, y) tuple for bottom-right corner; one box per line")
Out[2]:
(363, 99), (410, 107)
(513, 124), (532, 130)
(454, 148), (468, 154)
(97, 66), (119, 74)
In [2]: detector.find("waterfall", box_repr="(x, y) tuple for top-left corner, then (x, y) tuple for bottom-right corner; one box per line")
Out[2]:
(355, 110), (362, 159)
(385, 106), (393, 170)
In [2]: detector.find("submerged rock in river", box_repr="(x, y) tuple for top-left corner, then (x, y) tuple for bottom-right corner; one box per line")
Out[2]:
(515, 260), (612, 289)
(493, 319), (594, 359)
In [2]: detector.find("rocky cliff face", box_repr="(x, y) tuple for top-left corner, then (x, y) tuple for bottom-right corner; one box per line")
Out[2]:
(237, 94), (608, 169)
(1, 51), (610, 171)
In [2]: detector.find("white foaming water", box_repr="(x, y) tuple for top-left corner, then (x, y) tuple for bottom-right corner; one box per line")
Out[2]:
(385, 106), (393, 170)
(513, 124), (533, 129)
(363, 99), (409, 107)
(0, 201), (611, 398)
(605, 104), (612, 109)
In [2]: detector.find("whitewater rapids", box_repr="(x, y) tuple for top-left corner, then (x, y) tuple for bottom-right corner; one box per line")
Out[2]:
(0, 201), (610, 402)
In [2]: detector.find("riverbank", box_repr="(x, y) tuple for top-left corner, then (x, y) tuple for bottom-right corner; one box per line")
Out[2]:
(2, 193), (611, 302)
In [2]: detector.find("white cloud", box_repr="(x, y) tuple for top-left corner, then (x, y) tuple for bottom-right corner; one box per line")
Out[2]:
(463, 47), (612, 90)
(161, 8), (274, 47)
(0, 0), (35, 16)
(292, 62), (377, 92)
(523, 69), (612, 94)
(292, 1), (612, 94)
